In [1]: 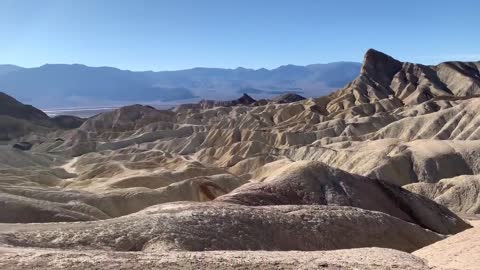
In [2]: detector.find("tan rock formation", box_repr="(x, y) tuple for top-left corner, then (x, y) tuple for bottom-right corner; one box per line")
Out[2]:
(405, 175), (480, 214)
(0, 202), (443, 252)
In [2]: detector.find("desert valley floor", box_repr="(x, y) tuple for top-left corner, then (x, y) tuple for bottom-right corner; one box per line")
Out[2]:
(0, 49), (479, 269)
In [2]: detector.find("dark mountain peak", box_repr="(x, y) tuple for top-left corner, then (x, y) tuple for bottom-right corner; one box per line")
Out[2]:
(272, 93), (306, 104)
(361, 49), (403, 84)
(0, 92), (85, 140)
(238, 93), (256, 104)
(181, 93), (258, 110)
(0, 91), (21, 105)
(0, 91), (50, 122)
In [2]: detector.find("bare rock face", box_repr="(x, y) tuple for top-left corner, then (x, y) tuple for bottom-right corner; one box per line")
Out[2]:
(79, 104), (175, 133)
(0, 202), (443, 253)
(198, 93), (257, 109)
(326, 49), (480, 113)
(176, 94), (257, 111)
(405, 175), (480, 215)
(435, 61), (480, 96)
(0, 192), (103, 223)
(0, 167), (245, 223)
(217, 161), (470, 235)
(0, 248), (431, 270)
(51, 115), (85, 129)
(361, 49), (403, 86)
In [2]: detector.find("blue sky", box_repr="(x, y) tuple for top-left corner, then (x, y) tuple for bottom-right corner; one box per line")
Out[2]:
(1, 0), (479, 71)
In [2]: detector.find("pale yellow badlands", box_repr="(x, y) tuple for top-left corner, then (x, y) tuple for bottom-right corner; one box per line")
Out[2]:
(1, 50), (480, 269)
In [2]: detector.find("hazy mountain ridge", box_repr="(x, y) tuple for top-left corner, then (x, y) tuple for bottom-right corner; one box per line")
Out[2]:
(0, 62), (361, 108)
(0, 64), (23, 76)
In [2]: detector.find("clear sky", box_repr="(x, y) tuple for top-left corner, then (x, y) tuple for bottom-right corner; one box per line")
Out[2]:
(1, 0), (479, 71)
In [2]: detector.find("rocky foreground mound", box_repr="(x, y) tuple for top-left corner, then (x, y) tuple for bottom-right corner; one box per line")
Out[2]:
(217, 161), (470, 235)
(0, 202), (443, 252)
(0, 248), (431, 270)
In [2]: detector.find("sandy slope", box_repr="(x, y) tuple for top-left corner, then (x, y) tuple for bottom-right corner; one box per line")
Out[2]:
(414, 220), (480, 270)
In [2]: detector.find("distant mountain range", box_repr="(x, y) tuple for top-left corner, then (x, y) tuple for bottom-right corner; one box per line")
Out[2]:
(0, 62), (361, 108)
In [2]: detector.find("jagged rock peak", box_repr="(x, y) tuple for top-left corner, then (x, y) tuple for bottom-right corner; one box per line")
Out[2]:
(362, 49), (403, 84)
